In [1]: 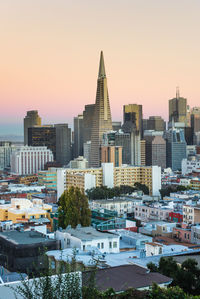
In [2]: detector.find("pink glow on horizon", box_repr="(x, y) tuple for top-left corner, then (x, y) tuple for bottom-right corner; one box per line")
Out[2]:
(0, 0), (200, 130)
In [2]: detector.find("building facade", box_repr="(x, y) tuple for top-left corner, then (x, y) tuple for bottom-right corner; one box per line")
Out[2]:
(90, 51), (113, 167)
(24, 110), (41, 145)
(11, 146), (54, 175)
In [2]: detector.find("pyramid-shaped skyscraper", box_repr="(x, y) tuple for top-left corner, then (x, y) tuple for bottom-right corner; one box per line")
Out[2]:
(90, 51), (113, 167)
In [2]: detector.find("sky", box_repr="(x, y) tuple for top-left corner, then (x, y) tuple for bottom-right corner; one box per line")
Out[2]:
(1, 0), (200, 135)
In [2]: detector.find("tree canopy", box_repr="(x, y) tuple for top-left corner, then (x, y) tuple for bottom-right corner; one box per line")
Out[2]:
(58, 187), (91, 229)
(147, 257), (200, 296)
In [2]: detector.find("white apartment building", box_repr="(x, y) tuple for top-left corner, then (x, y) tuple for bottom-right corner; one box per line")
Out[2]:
(134, 205), (172, 221)
(11, 146), (53, 175)
(90, 198), (135, 216)
(183, 205), (200, 224)
(55, 226), (120, 253)
(182, 157), (200, 175)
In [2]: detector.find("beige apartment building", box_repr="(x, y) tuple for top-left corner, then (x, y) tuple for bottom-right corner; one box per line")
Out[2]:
(183, 205), (200, 224)
(65, 164), (161, 196)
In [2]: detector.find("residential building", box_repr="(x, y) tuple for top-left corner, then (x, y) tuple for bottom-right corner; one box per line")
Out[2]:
(24, 110), (41, 145)
(64, 163), (161, 196)
(55, 225), (120, 253)
(38, 169), (57, 190)
(134, 205), (172, 222)
(145, 242), (163, 256)
(90, 51), (113, 167)
(55, 124), (71, 166)
(182, 156), (200, 175)
(191, 225), (200, 244)
(90, 198), (135, 216)
(28, 126), (56, 159)
(0, 198), (52, 223)
(11, 146), (53, 175)
(0, 230), (60, 273)
(173, 223), (191, 243)
(183, 205), (200, 224)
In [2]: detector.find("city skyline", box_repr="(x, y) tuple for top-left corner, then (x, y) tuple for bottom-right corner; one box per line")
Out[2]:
(1, 0), (200, 135)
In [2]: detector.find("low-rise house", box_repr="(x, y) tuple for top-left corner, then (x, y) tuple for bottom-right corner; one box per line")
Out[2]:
(90, 198), (136, 217)
(0, 230), (60, 273)
(145, 242), (163, 256)
(134, 205), (172, 222)
(183, 204), (200, 224)
(83, 264), (172, 292)
(55, 226), (120, 253)
(118, 230), (152, 250)
(173, 223), (191, 243)
(191, 225), (200, 244)
(0, 198), (52, 223)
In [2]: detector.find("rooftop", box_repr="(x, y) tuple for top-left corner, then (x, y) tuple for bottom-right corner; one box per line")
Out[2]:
(62, 226), (118, 241)
(0, 230), (56, 245)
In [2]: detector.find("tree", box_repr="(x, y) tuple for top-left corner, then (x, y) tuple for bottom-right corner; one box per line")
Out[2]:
(134, 182), (149, 195)
(58, 187), (91, 229)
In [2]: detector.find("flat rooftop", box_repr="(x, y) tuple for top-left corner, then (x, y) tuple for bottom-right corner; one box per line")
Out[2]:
(63, 226), (118, 241)
(0, 230), (55, 245)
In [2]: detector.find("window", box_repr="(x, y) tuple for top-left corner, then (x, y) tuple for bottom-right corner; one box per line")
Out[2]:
(51, 260), (55, 269)
(109, 242), (112, 249)
(83, 245), (86, 251)
(97, 243), (100, 249)
(101, 242), (104, 249)
(113, 241), (117, 248)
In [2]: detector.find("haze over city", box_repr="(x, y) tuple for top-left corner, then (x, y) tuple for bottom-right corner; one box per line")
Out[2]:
(1, 0), (200, 135)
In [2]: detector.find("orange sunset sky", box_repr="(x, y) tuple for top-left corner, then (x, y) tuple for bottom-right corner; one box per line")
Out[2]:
(0, 0), (200, 135)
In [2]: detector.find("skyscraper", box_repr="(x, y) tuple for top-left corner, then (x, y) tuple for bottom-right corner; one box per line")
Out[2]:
(144, 135), (166, 169)
(169, 88), (187, 126)
(90, 51), (112, 167)
(83, 104), (95, 143)
(123, 104), (143, 137)
(165, 128), (187, 171)
(55, 124), (71, 166)
(24, 110), (41, 145)
(74, 114), (84, 158)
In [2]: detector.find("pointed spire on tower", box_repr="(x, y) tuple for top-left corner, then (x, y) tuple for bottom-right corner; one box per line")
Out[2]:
(176, 86), (180, 99)
(98, 51), (106, 78)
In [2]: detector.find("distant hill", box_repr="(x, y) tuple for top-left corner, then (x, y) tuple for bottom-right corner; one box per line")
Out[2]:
(0, 135), (24, 143)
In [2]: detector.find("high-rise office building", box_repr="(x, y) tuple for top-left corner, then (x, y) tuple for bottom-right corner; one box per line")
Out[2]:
(123, 104), (143, 136)
(140, 140), (146, 166)
(28, 126), (56, 159)
(55, 124), (71, 166)
(112, 121), (122, 131)
(90, 51), (112, 167)
(101, 146), (122, 167)
(144, 135), (166, 169)
(169, 88), (187, 126)
(165, 128), (187, 171)
(143, 116), (166, 132)
(24, 110), (41, 145)
(74, 115), (84, 158)
(83, 104), (95, 143)
(191, 107), (200, 144)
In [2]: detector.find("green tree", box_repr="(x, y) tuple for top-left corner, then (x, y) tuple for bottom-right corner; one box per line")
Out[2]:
(58, 187), (91, 229)
(134, 182), (149, 195)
